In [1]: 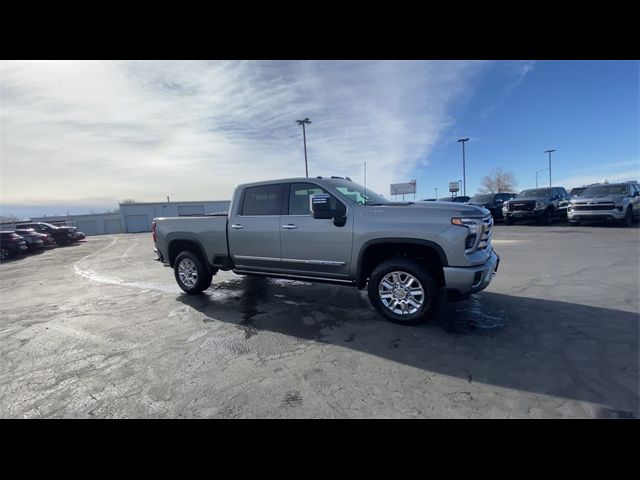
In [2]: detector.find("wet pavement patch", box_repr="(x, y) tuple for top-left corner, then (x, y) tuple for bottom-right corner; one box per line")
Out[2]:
(281, 391), (303, 408)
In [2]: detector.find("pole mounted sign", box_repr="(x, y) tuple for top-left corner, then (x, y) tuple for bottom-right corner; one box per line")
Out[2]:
(390, 180), (417, 196)
(449, 182), (459, 193)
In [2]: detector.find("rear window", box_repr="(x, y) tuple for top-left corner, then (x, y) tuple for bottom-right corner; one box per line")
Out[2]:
(240, 184), (283, 216)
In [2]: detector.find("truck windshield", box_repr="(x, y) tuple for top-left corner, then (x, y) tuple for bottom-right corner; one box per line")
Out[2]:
(469, 195), (493, 203)
(581, 185), (628, 197)
(517, 189), (550, 198)
(327, 179), (390, 205)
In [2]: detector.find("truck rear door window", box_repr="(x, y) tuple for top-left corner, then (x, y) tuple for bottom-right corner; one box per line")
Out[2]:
(240, 184), (283, 216)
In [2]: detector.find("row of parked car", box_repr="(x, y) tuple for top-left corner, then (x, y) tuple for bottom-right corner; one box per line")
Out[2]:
(426, 181), (640, 227)
(0, 222), (86, 261)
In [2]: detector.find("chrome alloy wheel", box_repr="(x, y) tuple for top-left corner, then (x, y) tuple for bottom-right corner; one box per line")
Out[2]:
(378, 271), (425, 315)
(177, 258), (198, 288)
(1, 248), (9, 261)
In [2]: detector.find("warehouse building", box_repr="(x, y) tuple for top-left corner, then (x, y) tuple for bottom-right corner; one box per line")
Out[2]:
(2, 200), (230, 236)
(29, 213), (125, 236)
(119, 200), (230, 233)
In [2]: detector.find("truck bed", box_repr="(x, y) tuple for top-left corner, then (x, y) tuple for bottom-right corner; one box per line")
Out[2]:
(154, 214), (229, 267)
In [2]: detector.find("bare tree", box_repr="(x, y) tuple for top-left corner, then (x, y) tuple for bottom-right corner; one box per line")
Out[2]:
(479, 167), (518, 194)
(0, 214), (21, 224)
(121, 199), (136, 205)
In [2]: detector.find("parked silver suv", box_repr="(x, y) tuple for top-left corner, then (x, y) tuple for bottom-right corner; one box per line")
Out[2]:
(567, 181), (640, 227)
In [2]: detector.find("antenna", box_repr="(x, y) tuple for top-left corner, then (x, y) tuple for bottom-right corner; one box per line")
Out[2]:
(364, 161), (367, 206)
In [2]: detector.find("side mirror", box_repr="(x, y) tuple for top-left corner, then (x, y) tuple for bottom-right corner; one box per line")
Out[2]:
(310, 194), (347, 221)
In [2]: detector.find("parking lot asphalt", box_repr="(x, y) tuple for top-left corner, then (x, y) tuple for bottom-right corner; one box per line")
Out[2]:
(1, 222), (638, 418)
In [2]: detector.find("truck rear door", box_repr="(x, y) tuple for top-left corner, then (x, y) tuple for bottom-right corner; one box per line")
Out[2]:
(228, 183), (285, 270)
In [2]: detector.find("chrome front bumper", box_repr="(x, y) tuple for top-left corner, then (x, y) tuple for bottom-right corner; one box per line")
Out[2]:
(568, 208), (625, 220)
(443, 250), (499, 298)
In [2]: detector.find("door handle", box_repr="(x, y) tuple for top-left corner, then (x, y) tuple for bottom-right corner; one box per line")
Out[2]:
(281, 224), (298, 229)
(231, 224), (244, 229)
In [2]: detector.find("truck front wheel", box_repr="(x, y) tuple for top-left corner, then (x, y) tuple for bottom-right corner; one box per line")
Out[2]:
(367, 258), (439, 325)
(174, 251), (213, 294)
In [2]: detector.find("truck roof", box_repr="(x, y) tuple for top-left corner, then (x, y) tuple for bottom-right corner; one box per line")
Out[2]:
(236, 176), (353, 189)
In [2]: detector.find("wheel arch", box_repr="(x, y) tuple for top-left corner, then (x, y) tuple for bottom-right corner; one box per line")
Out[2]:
(168, 237), (211, 273)
(356, 238), (447, 289)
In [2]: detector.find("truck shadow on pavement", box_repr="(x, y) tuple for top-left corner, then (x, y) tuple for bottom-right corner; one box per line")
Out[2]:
(177, 275), (639, 418)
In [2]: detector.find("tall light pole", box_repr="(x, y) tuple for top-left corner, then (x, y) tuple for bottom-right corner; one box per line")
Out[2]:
(434, 187), (438, 198)
(544, 149), (556, 187)
(536, 168), (549, 188)
(457, 138), (469, 196)
(296, 118), (312, 177)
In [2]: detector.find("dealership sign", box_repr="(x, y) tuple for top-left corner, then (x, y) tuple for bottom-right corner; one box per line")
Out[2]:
(390, 180), (417, 196)
(449, 182), (460, 193)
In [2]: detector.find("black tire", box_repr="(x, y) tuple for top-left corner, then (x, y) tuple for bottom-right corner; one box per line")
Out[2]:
(569, 220), (580, 226)
(174, 251), (213, 294)
(537, 208), (553, 225)
(621, 207), (633, 228)
(367, 258), (439, 325)
(504, 216), (514, 225)
(1, 247), (13, 261)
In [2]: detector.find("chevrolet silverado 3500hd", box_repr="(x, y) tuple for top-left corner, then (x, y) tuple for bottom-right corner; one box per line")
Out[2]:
(153, 177), (499, 325)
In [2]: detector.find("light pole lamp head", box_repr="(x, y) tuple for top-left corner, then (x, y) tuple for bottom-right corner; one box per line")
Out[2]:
(544, 149), (556, 154)
(296, 118), (312, 126)
(457, 137), (469, 143)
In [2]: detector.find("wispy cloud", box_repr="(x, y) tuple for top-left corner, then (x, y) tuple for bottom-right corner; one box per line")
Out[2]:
(555, 161), (640, 189)
(1, 60), (491, 208)
(480, 60), (536, 119)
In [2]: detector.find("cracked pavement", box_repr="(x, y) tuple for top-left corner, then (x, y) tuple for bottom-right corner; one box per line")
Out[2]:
(1, 222), (638, 418)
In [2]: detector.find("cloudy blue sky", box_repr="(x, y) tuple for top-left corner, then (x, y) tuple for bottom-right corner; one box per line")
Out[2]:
(0, 60), (638, 216)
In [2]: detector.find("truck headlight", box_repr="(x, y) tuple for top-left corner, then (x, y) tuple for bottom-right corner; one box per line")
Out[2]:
(535, 200), (545, 208)
(452, 217), (483, 251)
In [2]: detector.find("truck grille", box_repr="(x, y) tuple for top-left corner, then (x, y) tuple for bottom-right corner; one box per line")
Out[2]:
(509, 200), (536, 211)
(573, 204), (614, 211)
(478, 215), (493, 251)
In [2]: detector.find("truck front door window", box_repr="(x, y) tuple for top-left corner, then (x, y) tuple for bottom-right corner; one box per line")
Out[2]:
(288, 183), (328, 215)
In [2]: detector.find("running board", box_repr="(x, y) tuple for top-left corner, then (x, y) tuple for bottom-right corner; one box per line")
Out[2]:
(233, 269), (357, 287)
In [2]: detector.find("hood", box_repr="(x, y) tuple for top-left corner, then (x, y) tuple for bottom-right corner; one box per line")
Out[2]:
(384, 201), (489, 217)
(508, 196), (544, 202)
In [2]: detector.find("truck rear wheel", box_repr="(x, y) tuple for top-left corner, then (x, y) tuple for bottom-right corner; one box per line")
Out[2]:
(504, 216), (514, 225)
(367, 258), (439, 325)
(174, 251), (213, 294)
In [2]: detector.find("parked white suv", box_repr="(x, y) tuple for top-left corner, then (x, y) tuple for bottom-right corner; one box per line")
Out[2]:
(567, 181), (640, 227)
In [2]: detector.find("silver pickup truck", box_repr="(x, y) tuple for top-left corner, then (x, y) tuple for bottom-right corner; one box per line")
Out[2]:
(153, 176), (499, 325)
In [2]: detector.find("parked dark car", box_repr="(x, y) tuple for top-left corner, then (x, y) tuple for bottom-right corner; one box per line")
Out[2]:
(1, 231), (28, 260)
(468, 192), (517, 220)
(14, 228), (45, 251)
(15, 222), (77, 246)
(437, 196), (471, 203)
(502, 187), (570, 225)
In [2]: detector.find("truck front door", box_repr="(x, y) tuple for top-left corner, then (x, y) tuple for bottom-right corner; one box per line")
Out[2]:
(279, 182), (353, 278)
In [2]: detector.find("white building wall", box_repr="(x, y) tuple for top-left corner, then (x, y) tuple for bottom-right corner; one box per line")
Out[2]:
(119, 201), (230, 233)
(28, 213), (123, 236)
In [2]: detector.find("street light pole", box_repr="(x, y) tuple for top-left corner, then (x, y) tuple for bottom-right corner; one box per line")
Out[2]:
(434, 187), (438, 198)
(544, 149), (556, 187)
(296, 118), (312, 177)
(457, 138), (470, 196)
(536, 168), (549, 188)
